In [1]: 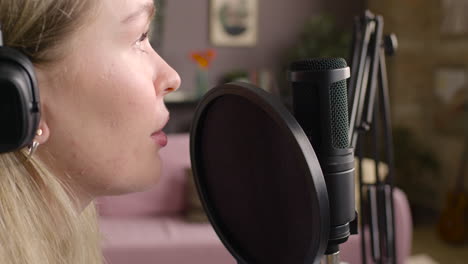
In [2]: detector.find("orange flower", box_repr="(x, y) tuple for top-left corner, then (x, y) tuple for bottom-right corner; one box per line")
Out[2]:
(190, 49), (216, 69)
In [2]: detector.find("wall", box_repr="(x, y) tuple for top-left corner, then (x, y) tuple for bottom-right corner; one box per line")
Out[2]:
(158, 0), (364, 101)
(369, 0), (468, 210)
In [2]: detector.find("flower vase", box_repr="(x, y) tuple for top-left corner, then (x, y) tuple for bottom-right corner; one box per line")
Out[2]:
(195, 67), (209, 99)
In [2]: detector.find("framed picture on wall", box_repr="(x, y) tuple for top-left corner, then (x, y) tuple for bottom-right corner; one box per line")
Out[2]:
(441, 0), (468, 36)
(210, 0), (258, 47)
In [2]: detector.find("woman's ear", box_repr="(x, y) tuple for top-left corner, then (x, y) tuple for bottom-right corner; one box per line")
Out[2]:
(33, 67), (53, 145)
(35, 119), (50, 145)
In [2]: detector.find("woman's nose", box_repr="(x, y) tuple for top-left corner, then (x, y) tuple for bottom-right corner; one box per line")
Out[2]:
(154, 58), (181, 97)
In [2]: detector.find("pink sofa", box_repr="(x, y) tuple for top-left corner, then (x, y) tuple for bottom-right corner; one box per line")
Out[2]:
(97, 133), (412, 264)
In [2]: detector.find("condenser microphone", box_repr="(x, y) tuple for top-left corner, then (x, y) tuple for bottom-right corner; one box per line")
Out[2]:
(189, 58), (356, 263)
(289, 58), (356, 252)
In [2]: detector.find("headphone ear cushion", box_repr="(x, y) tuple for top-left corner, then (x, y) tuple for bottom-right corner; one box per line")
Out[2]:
(0, 47), (40, 153)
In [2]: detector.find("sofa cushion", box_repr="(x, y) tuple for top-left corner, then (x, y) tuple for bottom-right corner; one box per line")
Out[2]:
(97, 134), (191, 217)
(99, 216), (223, 248)
(99, 216), (235, 264)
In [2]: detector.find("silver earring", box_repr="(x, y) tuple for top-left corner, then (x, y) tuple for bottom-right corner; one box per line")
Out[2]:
(28, 141), (40, 158)
(27, 129), (43, 158)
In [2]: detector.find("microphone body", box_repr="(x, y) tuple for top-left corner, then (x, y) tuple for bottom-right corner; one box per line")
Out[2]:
(289, 58), (355, 248)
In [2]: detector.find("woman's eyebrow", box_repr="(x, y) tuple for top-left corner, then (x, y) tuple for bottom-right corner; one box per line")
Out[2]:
(121, 2), (156, 24)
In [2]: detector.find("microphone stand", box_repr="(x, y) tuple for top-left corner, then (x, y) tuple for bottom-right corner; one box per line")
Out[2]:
(346, 10), (398, 264)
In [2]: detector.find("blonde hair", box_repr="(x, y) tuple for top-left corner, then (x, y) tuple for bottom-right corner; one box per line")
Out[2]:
(0, 0), (103, 263)
(0, 0), (94, 63)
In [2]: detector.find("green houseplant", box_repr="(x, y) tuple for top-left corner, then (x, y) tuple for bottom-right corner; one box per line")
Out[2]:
(279, 14), (351, 98)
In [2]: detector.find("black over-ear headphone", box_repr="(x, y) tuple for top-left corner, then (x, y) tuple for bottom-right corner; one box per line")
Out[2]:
(0, 25), (41, 154)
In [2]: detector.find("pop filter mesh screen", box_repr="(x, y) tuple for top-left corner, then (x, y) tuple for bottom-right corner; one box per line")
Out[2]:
(194, 94), (322, 263)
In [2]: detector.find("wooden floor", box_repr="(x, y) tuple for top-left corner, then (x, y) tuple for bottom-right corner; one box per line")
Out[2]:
(409, 224), (468, 264)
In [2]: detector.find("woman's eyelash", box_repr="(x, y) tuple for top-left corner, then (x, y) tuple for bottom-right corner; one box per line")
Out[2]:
(138, 31), (149, 42)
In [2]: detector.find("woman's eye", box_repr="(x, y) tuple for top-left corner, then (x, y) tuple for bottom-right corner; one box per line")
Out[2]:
(134, 31), (150, 52)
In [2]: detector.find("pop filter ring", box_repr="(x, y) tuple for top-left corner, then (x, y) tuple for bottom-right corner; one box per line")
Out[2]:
(190, 82), (330, 264)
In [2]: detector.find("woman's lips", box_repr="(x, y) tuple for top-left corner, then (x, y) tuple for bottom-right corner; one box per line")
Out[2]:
(151, 131), (168, 147)
(151, 115), (169, 147)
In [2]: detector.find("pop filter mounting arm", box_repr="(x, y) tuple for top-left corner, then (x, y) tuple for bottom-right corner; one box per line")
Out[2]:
(347, 10), (398, 264)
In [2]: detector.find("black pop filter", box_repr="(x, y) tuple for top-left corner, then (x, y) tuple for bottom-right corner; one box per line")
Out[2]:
(190, 82), (330, 264)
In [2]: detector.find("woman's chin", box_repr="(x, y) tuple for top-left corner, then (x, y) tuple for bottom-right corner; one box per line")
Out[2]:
(102, 168), (162, 196)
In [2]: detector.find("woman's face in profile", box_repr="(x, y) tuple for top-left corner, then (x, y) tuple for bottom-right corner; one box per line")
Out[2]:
(36, 0), (181, 207)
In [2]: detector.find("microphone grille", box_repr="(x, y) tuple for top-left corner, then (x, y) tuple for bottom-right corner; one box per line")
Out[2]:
(330, 80), (349, 149)
(289, 57), (347, 71)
